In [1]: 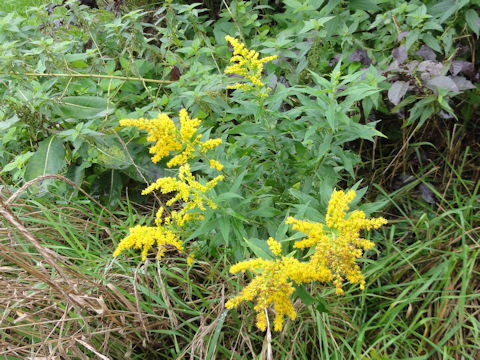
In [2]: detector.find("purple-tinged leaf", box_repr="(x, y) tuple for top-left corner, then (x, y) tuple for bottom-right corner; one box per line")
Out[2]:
(450, 61), (475, 77)
(418, 60), (442, 76)
(388, 81), (410, 105)
(387, 60), (402, 72)
(451, 76), (476, 91)
(392, 46), (407, 64)
(350, 49), (371, 66)
(406, 60), (419, 74)
(329, 54), (341, 67)
(416, 44), (436, 60)
(419, 183), (436, 204)
(426, 76), (459, 92)
(398, 31), (408, 42)
(393, 174), (414, 190)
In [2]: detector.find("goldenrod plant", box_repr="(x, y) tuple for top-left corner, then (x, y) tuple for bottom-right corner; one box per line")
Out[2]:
(113, 109), (223, 261)
(226, 189), (387, 331)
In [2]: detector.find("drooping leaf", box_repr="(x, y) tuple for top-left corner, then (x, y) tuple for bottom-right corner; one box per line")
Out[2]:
(419, 183), (436, 204)
(418, 60), (442, 76)
(0, 114), (20, 131)
(449, 61), (475, 77)
(24, 136), (65, 181)
(422, 33), (442, 53)
(388, 81), (410, 105)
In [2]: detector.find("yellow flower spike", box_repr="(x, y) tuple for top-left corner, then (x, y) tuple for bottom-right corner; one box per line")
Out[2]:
(120, 109), (222, 168)
(225, 35), (277, 97)
(113, 225), (183, 261)
(228, 190), (387, 331)
(186, 254), (195, 266)
(179, 108), (201, 143)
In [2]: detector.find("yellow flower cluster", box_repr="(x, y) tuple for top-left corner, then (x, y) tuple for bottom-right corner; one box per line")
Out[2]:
(224, 35), (277, 97)
(119, 109), (221, 168)
(114, 109), (223, 261)
(113, 225), (183, 261)
(144, 164), (223, 226)
(226, 190), (387, 331)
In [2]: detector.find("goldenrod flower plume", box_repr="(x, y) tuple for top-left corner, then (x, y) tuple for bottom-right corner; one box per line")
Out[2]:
(224, 35), (277, 97)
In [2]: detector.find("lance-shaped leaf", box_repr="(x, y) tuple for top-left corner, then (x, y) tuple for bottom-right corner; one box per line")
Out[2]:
(25, 136), (65, 181)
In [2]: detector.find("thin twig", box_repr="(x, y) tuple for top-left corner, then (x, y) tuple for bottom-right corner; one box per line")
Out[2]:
(2, 72), (173, 85)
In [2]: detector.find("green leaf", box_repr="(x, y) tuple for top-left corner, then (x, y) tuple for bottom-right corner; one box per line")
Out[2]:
(24, 136), (65, 181)
(243, 237), (272, 259)
(294, 284), (316, 306)
(56, 96), (114, 119)
(465, 9), (479, 37)
(349, 0), (380, 11)
(90, 170), (123, 208)
(422, 33), (442, 53)
(0, 114), (19, 131)
(315, 297), (329, 313)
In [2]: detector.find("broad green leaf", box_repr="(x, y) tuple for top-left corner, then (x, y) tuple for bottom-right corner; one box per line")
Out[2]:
(24, 136), (65, 181)
(422, 33), (442, 53)
(56, 96), (114, 119)
(294, 285), (316, 306)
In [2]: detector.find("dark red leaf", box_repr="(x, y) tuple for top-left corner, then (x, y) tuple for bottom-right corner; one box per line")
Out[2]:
(169, 66), (181, 81)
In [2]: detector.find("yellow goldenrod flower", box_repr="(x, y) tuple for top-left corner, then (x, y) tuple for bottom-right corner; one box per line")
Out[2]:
(209, 159), (224, 171)
(267, 237), (282, 257)
(120, 114), (181, 164)
(227, 189), (387, 331)
(186, 254), (195, 266)
(179, 108), (201, 143)
(143, 164), (223, 227)
(224, 35), (277, 97)
(113, 225), (183, 261)
(120, 109), (222, 168)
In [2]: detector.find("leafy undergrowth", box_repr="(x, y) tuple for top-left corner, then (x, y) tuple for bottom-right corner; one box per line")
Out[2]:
(1, 154), (478, 359)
